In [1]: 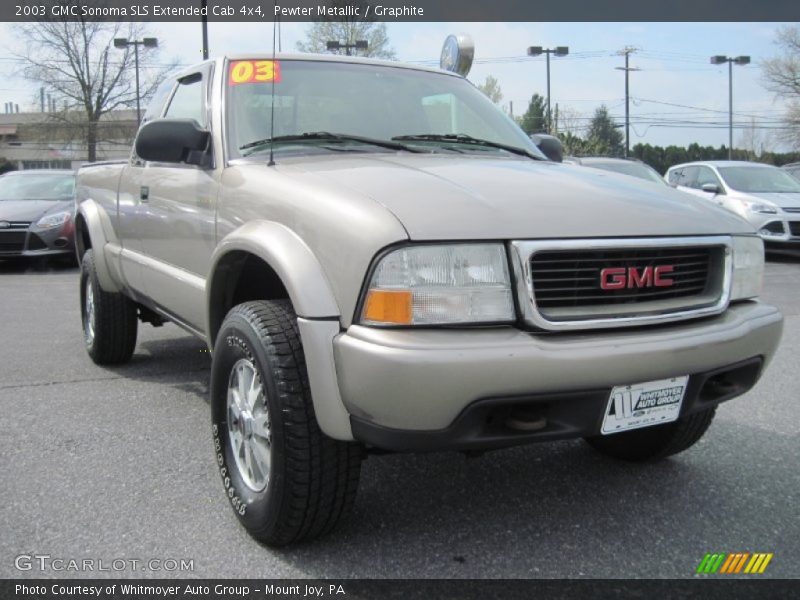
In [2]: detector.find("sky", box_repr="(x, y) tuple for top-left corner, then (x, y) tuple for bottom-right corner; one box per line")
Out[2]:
(0, 20), (795, 150)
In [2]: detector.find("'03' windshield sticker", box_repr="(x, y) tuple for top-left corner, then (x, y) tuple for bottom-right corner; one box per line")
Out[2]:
(229, 60), (281, 85)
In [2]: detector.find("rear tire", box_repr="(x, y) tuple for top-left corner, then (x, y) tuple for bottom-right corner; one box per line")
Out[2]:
(80, 249), (137, 365)
(210, 299), (362, 546)
(584, 407), (717, 461)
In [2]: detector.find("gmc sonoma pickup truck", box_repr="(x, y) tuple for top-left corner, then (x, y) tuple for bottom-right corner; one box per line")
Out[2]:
(75, 51), (783, 546)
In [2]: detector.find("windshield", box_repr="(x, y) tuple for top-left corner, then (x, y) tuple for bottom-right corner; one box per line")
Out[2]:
(0, 172), (74, 201)
(718, 166), (800, 193)
(226, 59), (544, 160)
(585, 161), (666, 185)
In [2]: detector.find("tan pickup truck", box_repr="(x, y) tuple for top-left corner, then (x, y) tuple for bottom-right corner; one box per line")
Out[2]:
(75, 52), (783, 546)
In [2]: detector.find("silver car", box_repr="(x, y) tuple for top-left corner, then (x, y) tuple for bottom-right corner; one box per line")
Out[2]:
(0, 170), (77, 260)
(666, 161), (800, 249)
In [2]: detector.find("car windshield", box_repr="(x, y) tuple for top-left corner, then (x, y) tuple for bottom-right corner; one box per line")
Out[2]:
(226, 59), (545, 160)
(717, 166), (800, 193)
(585, 161), (666, 185)
(0, 173), (75, 201)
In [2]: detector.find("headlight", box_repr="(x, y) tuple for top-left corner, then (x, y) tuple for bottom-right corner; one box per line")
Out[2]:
(360, 244), (515, 326)
(730, 236), (764, 300)
(742, 200), (778, 214)
(36, 211), (71, 229)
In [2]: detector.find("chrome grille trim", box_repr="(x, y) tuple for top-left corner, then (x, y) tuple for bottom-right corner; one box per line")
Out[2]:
(509, 236), (733, 331)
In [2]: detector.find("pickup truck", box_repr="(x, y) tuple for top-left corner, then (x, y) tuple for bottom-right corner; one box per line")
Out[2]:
(75, 51), (783, 546)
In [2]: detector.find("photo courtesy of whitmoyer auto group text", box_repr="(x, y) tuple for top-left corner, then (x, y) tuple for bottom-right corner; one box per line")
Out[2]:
(0, 0), (798, 598)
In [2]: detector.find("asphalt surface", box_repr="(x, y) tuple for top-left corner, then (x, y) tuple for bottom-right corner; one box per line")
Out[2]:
(0, 255), (798, 579)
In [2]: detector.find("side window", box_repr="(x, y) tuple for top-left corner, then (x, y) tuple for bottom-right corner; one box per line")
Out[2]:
(142, 79), (176, 124)
(680, 166), (699, 188)
(667, 168), (682, 185)
(164, 74), (206, 126)
(695, 166), (722, 190)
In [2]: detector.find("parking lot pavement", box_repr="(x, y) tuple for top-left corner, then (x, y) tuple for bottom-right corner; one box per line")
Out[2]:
(0, 257), (798, 579)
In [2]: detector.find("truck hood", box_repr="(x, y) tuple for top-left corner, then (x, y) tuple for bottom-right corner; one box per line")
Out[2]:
(281, 154), (754, 240)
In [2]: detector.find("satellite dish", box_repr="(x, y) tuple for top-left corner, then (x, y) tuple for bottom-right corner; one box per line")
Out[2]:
(440, 34), (474, 77)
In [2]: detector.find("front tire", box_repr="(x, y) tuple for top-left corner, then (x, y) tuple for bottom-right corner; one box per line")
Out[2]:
(210, 300), (362, 546)
(80, 249), (137, 365)
(584, 407), (717, 462)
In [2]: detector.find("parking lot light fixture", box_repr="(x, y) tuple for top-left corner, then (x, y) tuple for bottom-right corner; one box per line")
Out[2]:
(114, 37), (159, 124)
(710, 55), (750, 159)
(526, 46), (569, 134)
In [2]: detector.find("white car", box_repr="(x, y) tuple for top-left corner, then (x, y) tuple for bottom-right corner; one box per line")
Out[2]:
(666, 161), (800, 250)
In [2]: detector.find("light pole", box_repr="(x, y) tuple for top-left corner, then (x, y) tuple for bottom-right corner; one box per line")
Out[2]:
(114, 37), (158, 124)
(710, 55), (750, 160)
(526, 46), (568, 134)
(326, 40), (368, 56)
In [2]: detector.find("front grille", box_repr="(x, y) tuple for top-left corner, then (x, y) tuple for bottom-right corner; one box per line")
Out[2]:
(783, 207), (800, 213)
(790, 222), (800, 237)
(0, 231), (27, 253)
(519, 240), (730, 328)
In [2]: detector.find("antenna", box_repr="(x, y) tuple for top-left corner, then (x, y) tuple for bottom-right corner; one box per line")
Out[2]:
(268, 5), (277, 167)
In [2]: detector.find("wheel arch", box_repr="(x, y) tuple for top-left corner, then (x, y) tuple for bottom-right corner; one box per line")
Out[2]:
(76, 199), (121, 292)
(206, 221), (352, 441)
(206, 220), (340, 346)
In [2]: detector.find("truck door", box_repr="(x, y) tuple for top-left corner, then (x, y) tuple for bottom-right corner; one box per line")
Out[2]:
(135, 67), (219, 332)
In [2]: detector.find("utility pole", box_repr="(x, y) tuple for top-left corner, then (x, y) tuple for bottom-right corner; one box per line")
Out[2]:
(710, 55), (750, 160)
(615, 47), (640, 158)
(526, 46), (569, 134)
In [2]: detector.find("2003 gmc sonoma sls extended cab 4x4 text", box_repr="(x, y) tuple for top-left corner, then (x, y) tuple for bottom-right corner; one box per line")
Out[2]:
(75, 51), (783, 546)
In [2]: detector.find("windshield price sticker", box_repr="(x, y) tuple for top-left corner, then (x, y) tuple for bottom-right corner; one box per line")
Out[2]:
(229, 61), (281, 85)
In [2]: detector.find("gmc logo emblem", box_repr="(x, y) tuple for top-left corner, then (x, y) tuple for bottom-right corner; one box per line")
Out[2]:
(600, 265), (675, 290)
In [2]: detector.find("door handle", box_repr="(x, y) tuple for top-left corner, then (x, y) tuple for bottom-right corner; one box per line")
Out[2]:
(140, 186), (149, 203)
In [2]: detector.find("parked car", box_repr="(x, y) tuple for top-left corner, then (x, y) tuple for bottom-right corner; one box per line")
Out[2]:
(666, 161), (800, 249)
(781, 162), (800, 182)
(75, 52), (782, 546)
(0, 169), (77, 261)
(574, 157), (670, 186)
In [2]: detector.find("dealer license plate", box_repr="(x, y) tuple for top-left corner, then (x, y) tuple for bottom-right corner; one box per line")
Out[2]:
(601, 376), (689, 435)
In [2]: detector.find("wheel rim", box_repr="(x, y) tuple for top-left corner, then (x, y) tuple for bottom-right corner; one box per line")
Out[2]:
(84, 282), (95, 346)
(227, 358), (271, 492)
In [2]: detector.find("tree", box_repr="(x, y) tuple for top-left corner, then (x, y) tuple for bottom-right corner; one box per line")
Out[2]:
(762, 25), (800, 150)
(519, 94), (547, 134)
(13, 14), (174, 162)
(296, 2), (395, 59)
(476, 76), (503, 104)
(586, 105), (623, 156)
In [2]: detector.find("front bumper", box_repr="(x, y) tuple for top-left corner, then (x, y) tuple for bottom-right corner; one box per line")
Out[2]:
(0, 226), (75, 258)
(334, 301), (783, 450)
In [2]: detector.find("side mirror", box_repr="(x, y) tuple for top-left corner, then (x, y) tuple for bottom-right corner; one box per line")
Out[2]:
(701, 183), (720, 195)
(135, 118), (211, 166)
(530, 133), (564, 163)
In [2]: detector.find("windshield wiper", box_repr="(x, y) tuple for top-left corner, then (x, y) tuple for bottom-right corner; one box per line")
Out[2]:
(391, 133), (545, 161)
(240, 132), (423, 155)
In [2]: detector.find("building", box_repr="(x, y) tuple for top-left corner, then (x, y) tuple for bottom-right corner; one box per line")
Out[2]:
(0, 109), (138, 170)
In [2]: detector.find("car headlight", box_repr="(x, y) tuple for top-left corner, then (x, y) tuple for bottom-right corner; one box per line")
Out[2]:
(730, 236), (764, 300)
(742, 200), (778, 214)
(360, 244), (515, 326)
(36, 211), (71, 229)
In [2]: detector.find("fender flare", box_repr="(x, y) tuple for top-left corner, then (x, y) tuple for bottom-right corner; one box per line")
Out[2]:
(207, 221), (354, 440)
(76, 199), (121, 292)
(207, 220), (340, 337)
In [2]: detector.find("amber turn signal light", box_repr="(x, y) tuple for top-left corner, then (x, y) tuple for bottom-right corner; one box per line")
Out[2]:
(363, 289), (413, 325)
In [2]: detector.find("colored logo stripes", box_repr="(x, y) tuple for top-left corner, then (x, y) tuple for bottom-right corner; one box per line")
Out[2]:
(696, 552), (773, 574)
